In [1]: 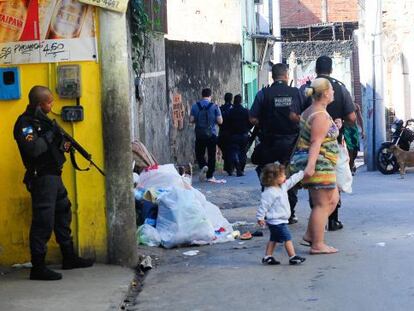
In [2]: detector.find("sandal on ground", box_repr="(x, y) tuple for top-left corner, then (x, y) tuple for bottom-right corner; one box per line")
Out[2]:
(309, 246), (338, 255)
(261, 256), (280, 265)
(299, 238), (312, 247)
(240, 232), (253, 240)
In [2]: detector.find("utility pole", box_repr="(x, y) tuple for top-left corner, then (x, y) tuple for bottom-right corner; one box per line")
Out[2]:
(99, 9), (138, 267)
(271, 0), (282, 65)
(321, 0), (328, 23)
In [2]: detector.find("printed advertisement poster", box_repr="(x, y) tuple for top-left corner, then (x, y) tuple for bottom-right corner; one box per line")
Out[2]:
(78, 0), (129, 13)
(0, 0), (97, 64)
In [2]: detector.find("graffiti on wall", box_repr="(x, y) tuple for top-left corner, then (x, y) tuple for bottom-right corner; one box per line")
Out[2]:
(172, 93), (185, 130)
(0, 0), (97, 64)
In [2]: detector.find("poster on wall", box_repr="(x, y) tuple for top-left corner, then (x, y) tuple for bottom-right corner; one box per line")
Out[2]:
(78, 0), (129, 13)
(0, 0), (97, 65)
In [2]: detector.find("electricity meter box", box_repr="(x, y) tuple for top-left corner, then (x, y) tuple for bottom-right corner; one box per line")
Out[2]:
(61, 106), (84, 122)
(0, 67), (21, 100)
(56, 65), (81, 99)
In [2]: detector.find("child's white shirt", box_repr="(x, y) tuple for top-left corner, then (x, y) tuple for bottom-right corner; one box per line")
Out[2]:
(256, 171), (304, 225)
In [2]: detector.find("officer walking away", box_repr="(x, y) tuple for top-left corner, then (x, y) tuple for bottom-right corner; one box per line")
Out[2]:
(250, 63), (302, 224)
(190, 88), (223, 182)
(218, 92), (233, 175)
(304, 56), (357, 231)
(14, 86), (94, 281)
(225, 94), (252, 176)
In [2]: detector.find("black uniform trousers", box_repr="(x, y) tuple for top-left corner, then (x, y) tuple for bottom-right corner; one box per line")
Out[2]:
(29, 175), (72, 257)
(195, 136), (217, 179)
(226, 133), (249, 174)
(217, 131), (231, 173)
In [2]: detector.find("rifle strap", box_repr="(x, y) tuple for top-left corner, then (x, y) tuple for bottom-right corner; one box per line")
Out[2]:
(70, 149), (91, 172)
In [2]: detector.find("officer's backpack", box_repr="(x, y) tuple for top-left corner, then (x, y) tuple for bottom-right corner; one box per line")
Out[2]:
(195, 102), (214, 139)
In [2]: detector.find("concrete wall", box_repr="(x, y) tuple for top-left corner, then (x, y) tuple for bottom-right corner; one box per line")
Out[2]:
(135, 33), (171, 164)
(166, 0), (241, 44)
(283, 41), (354, 91)
(358, 0), (386, 170)
(0, 62), (107, 266)
(280, 0), (359, 27)
(166, 40), (242, 164)
(382, 0), (414, 121)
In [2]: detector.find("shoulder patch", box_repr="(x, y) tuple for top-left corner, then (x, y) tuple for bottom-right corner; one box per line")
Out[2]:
(22, 126), (34, 136)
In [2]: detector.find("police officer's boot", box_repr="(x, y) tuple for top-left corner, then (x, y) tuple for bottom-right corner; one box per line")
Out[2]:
(328, 207), (343, 231)
(30, 254), (62, 281)
(61, 243), (94, 270)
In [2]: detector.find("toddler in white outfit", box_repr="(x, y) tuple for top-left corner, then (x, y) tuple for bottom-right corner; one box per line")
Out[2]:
(256, 162), (305, 265)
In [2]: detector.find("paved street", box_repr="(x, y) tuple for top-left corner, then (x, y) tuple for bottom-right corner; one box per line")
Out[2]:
(0, 264), (133, 311)
(136, 165), (414, 311)
(2, 164), (414, 311)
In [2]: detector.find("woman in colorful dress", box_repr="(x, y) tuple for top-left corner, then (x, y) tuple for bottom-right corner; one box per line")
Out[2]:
(290, 78), (340, 254)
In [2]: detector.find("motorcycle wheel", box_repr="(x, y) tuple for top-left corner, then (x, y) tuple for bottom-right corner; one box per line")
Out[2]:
(377, 145), (399, 174)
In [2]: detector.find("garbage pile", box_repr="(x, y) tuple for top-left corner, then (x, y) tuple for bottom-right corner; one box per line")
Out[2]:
(134, 162), (234, 249)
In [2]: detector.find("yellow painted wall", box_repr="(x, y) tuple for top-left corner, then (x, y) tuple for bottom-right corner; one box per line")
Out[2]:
(0, 61), (107, 266)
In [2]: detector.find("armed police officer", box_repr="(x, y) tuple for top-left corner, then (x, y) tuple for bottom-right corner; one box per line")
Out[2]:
(14, 86), (94, 281)
(250, 63), (302, 224)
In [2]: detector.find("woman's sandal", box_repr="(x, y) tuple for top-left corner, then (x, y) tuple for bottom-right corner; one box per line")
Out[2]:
(309, 246), (338, 255)
(300, 238), (312, 247)
(261, 256), (281, 265)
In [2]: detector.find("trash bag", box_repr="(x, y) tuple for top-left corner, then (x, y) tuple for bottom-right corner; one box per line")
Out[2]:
(135, 199), (158, 226)
(191, 188), (233, 233)
(137, 164), (191, 189)
(336, 144), (353, 193)
(137, 224), (161, 247)
(157, 188), (215, 248)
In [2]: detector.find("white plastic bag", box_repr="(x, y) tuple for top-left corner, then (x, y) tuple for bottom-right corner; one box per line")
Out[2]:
(137, 164), (191, 189)
(191, 188), (233, 232)
(157, 188), (215, 248)
(137, 224), (161, 247)
(336, 144), (353, 193)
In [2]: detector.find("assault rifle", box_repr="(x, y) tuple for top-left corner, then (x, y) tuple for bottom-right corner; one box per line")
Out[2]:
(35, 108), (105, 176)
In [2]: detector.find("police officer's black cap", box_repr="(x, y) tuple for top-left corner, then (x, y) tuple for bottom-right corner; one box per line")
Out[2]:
(315, 56), (332, 74)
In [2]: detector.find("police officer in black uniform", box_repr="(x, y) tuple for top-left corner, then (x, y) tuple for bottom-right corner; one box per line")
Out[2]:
(14, 86), (94, 281)
(250, 63), (302, 224)
(226, 94), (252, 176)
(218, 93), (233, 175)
(300, 56), (356, 231)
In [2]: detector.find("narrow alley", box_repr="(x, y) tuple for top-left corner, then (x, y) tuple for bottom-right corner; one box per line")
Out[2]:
(134, 165), (414, 311)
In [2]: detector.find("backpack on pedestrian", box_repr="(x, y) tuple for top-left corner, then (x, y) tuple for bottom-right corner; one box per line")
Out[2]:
(195, 102), (214, 140)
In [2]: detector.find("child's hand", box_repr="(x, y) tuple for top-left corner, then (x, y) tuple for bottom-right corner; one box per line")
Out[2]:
(334, 118), (343, 130)
(304, 164), (315, 178)
(257, 219), (265, 227)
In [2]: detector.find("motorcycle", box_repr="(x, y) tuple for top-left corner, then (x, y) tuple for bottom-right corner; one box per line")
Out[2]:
(377, 118), (414, 174)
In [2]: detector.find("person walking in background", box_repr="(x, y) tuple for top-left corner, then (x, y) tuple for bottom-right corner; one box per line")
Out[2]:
(250, 63), (303, 224)
(257, 162), (306, 265)
(344, 104), (364, 175)
(290, 78), (340, 254)
(218, 92), (233, 175)
(225, 94), (252, 176)
(190, 88), (223, 182)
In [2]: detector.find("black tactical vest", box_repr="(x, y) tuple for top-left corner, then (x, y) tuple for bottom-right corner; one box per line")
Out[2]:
(260, 81), (299, 137)
(14, 112), (66, 174)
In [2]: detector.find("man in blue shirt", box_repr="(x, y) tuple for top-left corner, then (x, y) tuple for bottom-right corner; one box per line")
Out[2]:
(190, 88), (223, 182)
